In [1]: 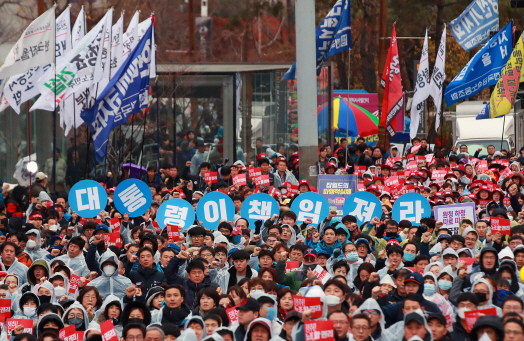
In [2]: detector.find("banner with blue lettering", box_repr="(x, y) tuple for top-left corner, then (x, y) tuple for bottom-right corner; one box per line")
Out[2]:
(445, 22), (511, 106)
(81, 25), (153, 161)
(449, 0), (499, 51)
(317, 175), (357, 217)
(281, 0), (350, 80)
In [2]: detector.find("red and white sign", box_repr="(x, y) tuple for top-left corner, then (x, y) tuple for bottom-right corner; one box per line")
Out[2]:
(166, 224), (180, 241)
(406, 161), (418, 171)
(500, 167), (512, 178)
(411, 144), (421, 153)
(109, 217), (121, 231)
(285, 261), (301, 273)
(233, 174), (247, 186)
(248, 168), (262, 179)
(69, 274), (81, 294)
(425, 154), (434, 163)
(258, 174), (270, 186)
(226, 306), (240, 324)
(504, 195), (511, 207)
(59, 325), (76, 340)
(313, 265), (333, 284)
(151, 221), (162, 234)
(415, 155), (425, 164)
(459, 258), (475, 267)
(101, 320), (120, 341)
(268, 186), (281, 197)
(476, 160), (488, 172)
(478, 200), (490, 209)
(432, 170), (447, 180)
(400, 185), (416, 194)
(103, 232), (122, 248)
(490, 217), (511, 235)
(304, 320), (335, 341)
(293, 296), (323, 318)
(491, 159), (509, 167)
(470, 158), (479, 166)
(204, 172), (218, 183)
(0, 299), (11, 322)
(385, 176), (400, 188)
(354, 165), (367, 177)
(464, 308), (497, 332)
(286, 183), (300, 195)
(6, 319), (33, 339)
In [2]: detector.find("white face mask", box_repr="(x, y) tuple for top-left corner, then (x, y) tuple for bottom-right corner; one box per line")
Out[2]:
(326, 295), (341, 306)
(49, 225), (59, 232)
(54, 286), (66, 297)
(457, 307), (471, 319)
(23, 307), (36, 317)
(26, 240), (36, 249)
(103, 265), (117, 277)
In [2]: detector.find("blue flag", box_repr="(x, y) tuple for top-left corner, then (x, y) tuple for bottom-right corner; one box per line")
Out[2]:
(81, 25), (154, 162)
(444, 22), (512, 107)
(449, 0), (499, 51)
(281, 0), (350, 81)
(476, 102), (490, 120)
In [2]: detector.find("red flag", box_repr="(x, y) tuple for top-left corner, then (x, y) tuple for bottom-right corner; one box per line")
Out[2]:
(101, 320), (120, 341)
(380, 24), (404, 138)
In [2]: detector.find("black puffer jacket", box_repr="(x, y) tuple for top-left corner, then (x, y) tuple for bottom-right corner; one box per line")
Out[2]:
(127, 264), (166, 302)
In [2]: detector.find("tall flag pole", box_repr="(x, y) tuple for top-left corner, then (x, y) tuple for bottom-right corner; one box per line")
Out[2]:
(409, 29), (430, 139)
(429, 24), (447, 132)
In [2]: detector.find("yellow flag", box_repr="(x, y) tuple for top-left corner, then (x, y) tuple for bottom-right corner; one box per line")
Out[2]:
(490, 33), (524, 118)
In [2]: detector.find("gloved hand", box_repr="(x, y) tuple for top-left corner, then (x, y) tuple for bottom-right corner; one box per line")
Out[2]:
(333, 248), (341, 259)
(416, 224), (428, 237)
(254, 220), (263, 234)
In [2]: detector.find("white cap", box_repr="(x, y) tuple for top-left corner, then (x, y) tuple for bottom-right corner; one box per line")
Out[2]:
(499, 247), (515, 260)
(380, 274), (397, 288)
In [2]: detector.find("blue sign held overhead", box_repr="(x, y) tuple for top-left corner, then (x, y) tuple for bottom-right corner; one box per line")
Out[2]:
(196, 191), (236, 230)
(113, 179), (152, 217)
(68, 180), (108, 218)
(156, 199), (195, 230)
(343, 191), (382, 226)
(290, 192), (329, 226)
(392, 193), (431, 226)
(240, 193), (280, 228)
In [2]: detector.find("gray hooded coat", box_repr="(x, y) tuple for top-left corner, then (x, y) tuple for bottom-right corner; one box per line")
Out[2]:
(86, 250), (132, 299)
(25, 229), (50, 261)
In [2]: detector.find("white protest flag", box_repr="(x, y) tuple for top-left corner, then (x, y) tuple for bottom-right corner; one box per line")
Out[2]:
(96, 14), (124, 94)
(4, 7), (71, 114)
(72, 6), (86, 49)
(60, 6), (87, 132)
(0, 6), (56, 80)
(33, 9), (111, 112)
(98, 10), (113, 82)
(138, 17), (156, 77)
(122, 11), (139, 61)
(429, 24), (447, 131)
(409, 30), (430, 139)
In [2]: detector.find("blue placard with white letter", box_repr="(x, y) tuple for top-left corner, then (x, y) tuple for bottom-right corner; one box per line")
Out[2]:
(114, 179), (152, 217)
(290, 192), (329, 226)
(240, 193), (280, 228)
(68, 180), (108, 218)
(445, 22), (512, 106)
(196, 192), (236, 230)
(449, 0), (499, 51)
(343, 191), (382, 226)
(392, 193), (431, 226)
(156, 199), (195, 230)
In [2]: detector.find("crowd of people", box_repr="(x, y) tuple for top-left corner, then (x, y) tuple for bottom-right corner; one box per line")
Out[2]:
(1, 136), (524, 341)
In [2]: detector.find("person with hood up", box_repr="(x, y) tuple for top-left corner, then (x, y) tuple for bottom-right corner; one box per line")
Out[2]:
(145, 286), (165, 311)
(150, 284), (192, 326)
(86, 250), (132, 300)
(21, 259), (50, 294)
(63, 301), (90, 331)
(422, 272), (455, 327)
(496, 260), (524, 298)
(276, 248), (318, 292)
(36, 312), (64, 336)
(469, 277), (503, 315)
(464, 247), (500, 289)
(242, 317), (274, 341)
(352, 298), (396, 341)
(400, 309), (433, 341)
(126, 247), (166, 302)
(470, 315), (505, 341)
(48, 272), (69, 303)
(13, 292), (40, 321)
(462, 227), (483, 256)
(184, 316), (207, 341)
(52, 236), (90, 277)
(24, 229), (49, 261)
(435, 265), (455, 299)
(96, 294), (124, 338)
(34, 280), (55, 305)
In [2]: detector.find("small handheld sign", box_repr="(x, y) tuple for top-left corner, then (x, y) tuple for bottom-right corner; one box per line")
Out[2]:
(69, 180), (107, 218)
(156, 199), (196, 230)
(196, 191), (236, 229)
(113, 179), (152, 217)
